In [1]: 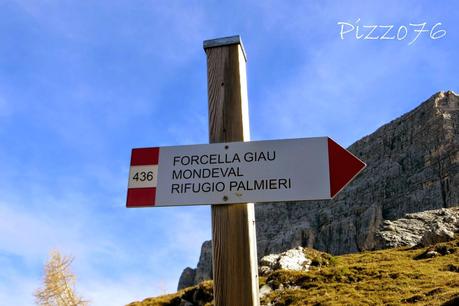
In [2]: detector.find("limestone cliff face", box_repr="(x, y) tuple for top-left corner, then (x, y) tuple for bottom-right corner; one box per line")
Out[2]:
(178, 91), (459, 289)
(257, 91), (458, 256)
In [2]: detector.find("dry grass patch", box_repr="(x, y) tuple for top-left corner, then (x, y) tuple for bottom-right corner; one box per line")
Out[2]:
(263, 238), (459, 305)
(126, 281), (213, 306)
(127, 237), (459, 305)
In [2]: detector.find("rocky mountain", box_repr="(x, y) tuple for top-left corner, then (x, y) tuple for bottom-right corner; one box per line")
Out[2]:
(178, 91), (459, 289)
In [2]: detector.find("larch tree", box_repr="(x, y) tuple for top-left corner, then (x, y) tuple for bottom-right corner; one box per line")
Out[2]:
(35, 250), (88, 306)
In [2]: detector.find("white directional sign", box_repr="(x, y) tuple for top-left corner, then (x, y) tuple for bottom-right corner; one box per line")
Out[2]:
(126, 137), (366, 207)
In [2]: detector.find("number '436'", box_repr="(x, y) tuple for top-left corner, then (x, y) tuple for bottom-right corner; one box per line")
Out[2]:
(132, 171), (154, 182)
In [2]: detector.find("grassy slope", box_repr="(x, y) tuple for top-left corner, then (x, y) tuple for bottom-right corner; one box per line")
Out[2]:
(127, 237), (459, 306)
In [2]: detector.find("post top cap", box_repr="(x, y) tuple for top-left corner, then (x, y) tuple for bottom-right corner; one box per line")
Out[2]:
(203, 35), (247, 61)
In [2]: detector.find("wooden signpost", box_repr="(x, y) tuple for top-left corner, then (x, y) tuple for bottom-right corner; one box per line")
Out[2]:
(204, 36), (259, 306)
(126, 36), (366, 306)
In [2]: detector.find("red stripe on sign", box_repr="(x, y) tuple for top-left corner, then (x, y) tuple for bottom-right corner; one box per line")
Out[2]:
(328, 138), (366, 198)
(126, 188), (156, 207)
(131, 147), (160, 165)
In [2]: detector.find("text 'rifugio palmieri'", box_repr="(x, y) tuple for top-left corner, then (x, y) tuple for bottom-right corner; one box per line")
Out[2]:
(170, 151), (292, 194)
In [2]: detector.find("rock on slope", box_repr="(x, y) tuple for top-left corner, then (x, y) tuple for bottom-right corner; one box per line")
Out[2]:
(179, 91), (459, 289)
(177, 241), (212, 291)
(377, 207), (459, 248)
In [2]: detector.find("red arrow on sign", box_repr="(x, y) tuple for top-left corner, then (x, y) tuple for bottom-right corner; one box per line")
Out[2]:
(327, 138), (366, 198)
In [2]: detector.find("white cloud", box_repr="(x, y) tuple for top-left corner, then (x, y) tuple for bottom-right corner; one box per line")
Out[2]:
(0, 266), (38, 306)
(0, 178), (210, 305)
(254, 28), (451, 146)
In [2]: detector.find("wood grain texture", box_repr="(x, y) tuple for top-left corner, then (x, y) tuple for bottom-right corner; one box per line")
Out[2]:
(205, 43), (259, 306)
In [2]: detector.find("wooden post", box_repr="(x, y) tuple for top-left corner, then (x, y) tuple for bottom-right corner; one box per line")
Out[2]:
(203, 36), (259, 306)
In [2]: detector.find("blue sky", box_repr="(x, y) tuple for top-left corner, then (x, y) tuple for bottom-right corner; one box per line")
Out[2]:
(0, 0), (457, 305)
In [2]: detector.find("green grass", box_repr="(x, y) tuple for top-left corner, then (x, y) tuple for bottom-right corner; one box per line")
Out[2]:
(127, 237), (459, 305)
